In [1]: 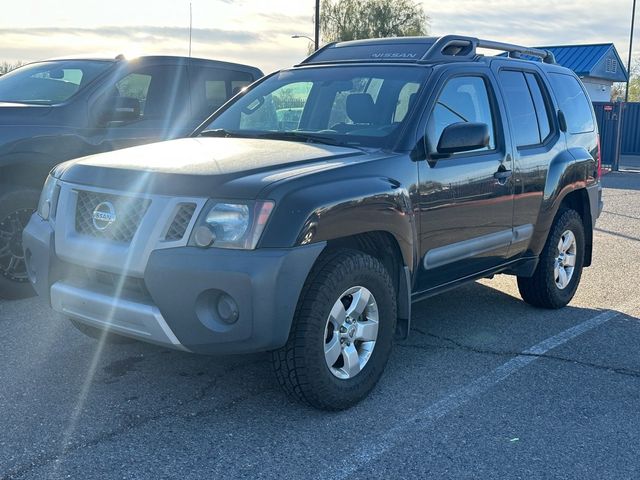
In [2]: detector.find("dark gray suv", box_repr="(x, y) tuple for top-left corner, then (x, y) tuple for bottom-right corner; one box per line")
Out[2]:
(23, 36), (602, 410)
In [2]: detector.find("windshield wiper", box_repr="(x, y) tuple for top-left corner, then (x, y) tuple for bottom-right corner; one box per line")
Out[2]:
(199, 129), (250, 138)
(199, 129), (366, 151)
(255, 131), (362, 149)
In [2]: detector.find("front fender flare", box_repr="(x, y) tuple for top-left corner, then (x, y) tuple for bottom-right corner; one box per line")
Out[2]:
(260, 176), (417, 272)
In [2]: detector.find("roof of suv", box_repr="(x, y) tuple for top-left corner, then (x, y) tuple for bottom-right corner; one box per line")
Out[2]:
(298, 35), (557, 68)
(39, 55), (262, 74)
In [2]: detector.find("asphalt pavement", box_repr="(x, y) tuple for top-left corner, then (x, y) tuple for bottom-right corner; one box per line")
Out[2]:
(1, 171), (639, 480)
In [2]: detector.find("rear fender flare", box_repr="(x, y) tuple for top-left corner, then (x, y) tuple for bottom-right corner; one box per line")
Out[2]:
(528, 149), (593, 256)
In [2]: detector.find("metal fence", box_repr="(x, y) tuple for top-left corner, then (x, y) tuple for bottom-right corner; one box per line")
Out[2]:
(593, 102), (640, 168)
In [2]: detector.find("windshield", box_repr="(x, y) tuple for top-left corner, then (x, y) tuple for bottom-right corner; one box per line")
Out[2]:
(0, 60), (114, 105)
(201, 65), (429, 148)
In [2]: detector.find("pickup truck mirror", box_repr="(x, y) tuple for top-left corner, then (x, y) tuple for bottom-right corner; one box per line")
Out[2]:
(97, 96), (141, 125)
(109, 96), (141, 122)
(436, 122), (490, 156)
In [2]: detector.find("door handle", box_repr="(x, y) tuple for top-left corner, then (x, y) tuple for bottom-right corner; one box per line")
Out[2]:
(493, 169), (512, 184)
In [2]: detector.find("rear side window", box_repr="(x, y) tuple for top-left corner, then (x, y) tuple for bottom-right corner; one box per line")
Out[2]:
(499, 70), (552, 147)
(427, 76), (496, 153)
(525, 73), (552, 141)
(549, 73), (594, 134)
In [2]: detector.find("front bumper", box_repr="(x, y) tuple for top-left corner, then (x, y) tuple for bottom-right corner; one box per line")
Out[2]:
(23, 215), (325, 354)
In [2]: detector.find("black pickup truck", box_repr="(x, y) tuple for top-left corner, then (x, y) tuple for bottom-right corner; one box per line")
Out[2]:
(0, 55), (262, 297)
(23, 36), (602, 410)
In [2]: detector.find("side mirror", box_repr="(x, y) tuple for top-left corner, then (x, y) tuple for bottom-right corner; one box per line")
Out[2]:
(99, 96), (141, 124)
(435, 122), (490, 157)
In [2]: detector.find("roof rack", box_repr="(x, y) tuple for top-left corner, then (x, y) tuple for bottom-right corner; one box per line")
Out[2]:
(422, 35), (556, 64)
(296, 35), (556, 66)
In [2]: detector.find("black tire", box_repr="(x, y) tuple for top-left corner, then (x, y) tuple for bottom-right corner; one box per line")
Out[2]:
(0, 187), (40, 300)
(517, 208), (585, 309)
(69, 318), (137, 344)
(271, 249), (396, 411)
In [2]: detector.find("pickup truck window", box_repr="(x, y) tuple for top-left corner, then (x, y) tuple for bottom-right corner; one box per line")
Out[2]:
(190, 67), (255, 118)
(426, 76), (496, 153)
(205, 65), (429, 148)
(240, 81), (312, 131)
(115, 73), (152, 115)
(104, 65), (187, 125)
(0, 60), (112, 105)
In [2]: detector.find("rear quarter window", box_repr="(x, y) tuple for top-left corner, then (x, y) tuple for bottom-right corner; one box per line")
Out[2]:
(548, 73), (594, 134)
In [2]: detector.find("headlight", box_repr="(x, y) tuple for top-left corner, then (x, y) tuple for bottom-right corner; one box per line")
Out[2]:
(37, 175), (59, 220)
(191, 200), (274, 250)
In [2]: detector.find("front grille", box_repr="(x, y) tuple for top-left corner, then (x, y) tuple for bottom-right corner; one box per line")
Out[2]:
(75, 191), (151, 243)
(165, 203), (197, 241)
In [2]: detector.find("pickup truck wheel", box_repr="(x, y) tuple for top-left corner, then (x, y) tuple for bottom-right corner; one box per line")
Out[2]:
(272, 250), (396, 411)
(517, 208), (585, 309)
(69, 318), (137, 344)
(0, 187), (39, 299)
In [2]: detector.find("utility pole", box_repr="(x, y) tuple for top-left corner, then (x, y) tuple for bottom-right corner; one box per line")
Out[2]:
(625, 0), (637, 103)
(188, 2), (193, 57)
(314, 0), (320, 51)
(614, 0), (637, 171)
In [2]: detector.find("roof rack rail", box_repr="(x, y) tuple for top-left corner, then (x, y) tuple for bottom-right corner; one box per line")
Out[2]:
(421, 35), (556, 64)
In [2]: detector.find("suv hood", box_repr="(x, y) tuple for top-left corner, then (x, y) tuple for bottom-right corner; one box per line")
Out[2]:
(54, 137), (367, 198)
(0, 102), (53, 125)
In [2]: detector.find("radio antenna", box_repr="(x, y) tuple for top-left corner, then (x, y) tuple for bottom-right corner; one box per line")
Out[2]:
(188, 2), (193, 57)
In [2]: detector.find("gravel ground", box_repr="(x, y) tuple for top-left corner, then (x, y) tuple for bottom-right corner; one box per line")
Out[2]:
(1, 171), (638, 480)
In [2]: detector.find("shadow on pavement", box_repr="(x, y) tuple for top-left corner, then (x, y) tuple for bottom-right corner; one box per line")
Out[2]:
(602, 170), (640, 191)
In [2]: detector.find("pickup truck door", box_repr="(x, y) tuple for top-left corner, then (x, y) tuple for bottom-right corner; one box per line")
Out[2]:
(89, 62), (192, 152)
(415, 69), (516, 292)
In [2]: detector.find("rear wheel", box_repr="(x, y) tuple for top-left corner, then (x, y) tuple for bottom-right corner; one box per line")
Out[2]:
(0, 187), (40, 299)
(272, 250), (396, 411)
(517, 208), (585, 309)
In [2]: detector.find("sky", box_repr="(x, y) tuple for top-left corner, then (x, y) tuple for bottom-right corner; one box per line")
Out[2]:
(0, 0), (638, 74)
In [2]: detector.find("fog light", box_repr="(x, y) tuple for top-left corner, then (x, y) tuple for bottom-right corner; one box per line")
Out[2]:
(194, 225), (216, 247)
(217, 293), (239, 324)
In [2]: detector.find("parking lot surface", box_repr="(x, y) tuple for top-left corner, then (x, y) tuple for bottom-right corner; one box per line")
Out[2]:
(1, 172), (639, 480)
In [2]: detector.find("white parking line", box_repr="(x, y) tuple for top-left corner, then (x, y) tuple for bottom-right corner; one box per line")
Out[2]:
(329, 308), (626, 480)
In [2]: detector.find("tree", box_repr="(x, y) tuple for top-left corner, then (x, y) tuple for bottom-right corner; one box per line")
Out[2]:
(0, 61), (24, 76)
(612, 56), (639, 102)
(320, 0), (429, 43)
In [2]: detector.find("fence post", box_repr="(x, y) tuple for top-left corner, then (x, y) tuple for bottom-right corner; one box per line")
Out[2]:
(613, 102), (624, 172)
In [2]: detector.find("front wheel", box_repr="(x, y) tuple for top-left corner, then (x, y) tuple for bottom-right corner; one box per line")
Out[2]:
(0, 187), (40, 299)
(272, 250), (396, 411)
(517, 208), (585, 309)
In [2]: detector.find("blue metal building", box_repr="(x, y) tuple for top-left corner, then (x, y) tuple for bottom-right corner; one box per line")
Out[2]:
(537, 43), (629, 101)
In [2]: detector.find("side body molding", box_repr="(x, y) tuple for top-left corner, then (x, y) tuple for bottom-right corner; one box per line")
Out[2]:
(423, 225), (533, 270)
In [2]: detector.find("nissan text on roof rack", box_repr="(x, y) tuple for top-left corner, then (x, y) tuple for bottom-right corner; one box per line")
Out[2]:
(23, 35), (603, 410)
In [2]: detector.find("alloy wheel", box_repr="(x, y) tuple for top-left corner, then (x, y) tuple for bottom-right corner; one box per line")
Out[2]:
(554, 229), (577, 290)
(0, 208), (33, 283)
(324, 286), (379, 380)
